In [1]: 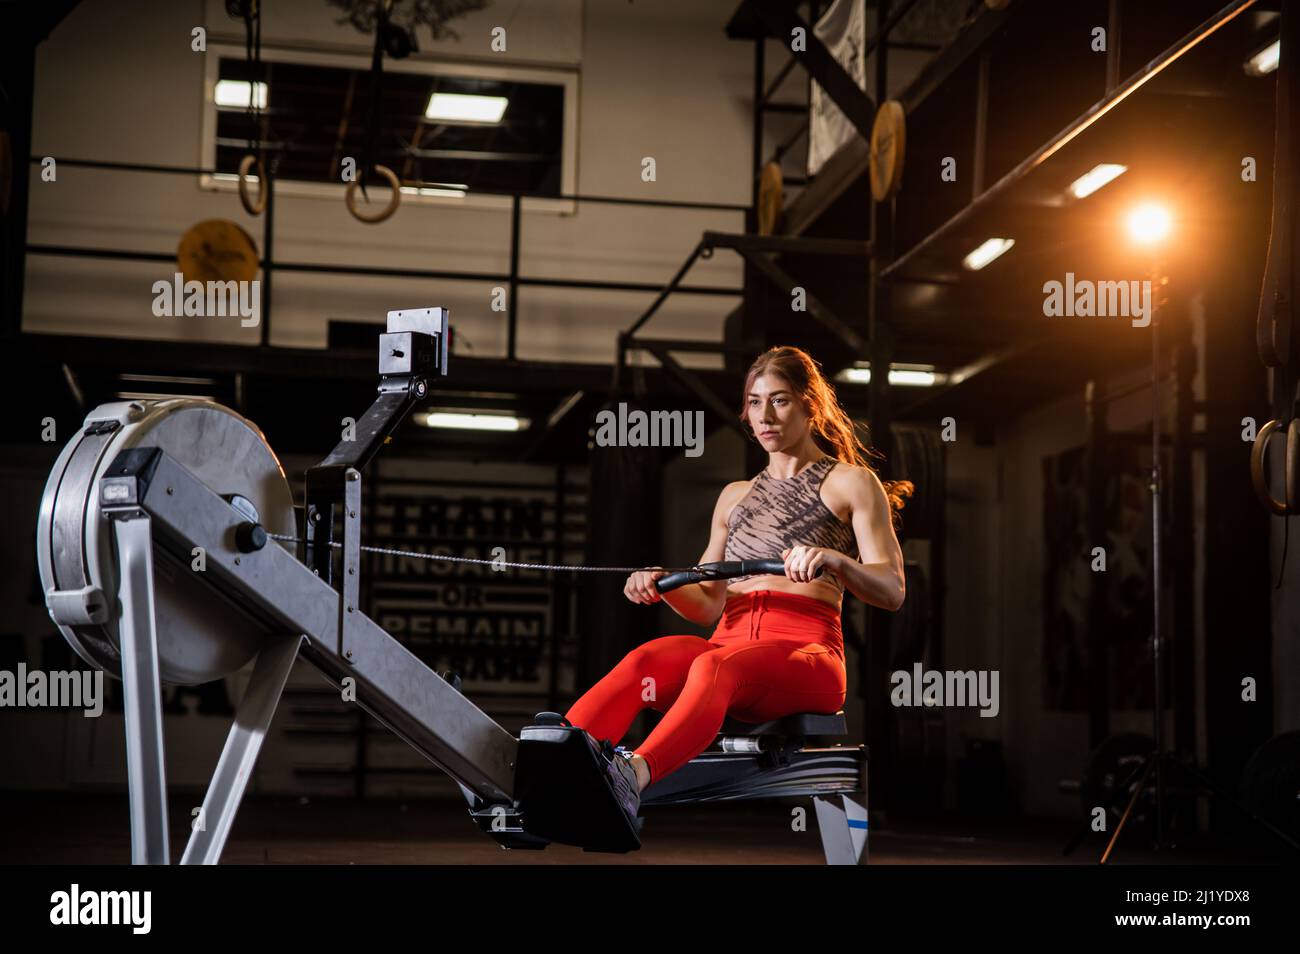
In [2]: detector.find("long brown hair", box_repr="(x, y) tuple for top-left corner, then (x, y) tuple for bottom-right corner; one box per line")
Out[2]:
(739, 346), (913, 525)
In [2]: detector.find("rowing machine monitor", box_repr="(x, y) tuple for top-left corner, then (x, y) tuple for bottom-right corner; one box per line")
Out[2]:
(303, 308), (450, 660)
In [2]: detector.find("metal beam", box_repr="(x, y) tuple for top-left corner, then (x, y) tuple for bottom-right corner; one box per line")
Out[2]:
(402, 148), (550, 162)
(735, 246), (870, 356)
(861, 0), (925, 63)
(26, 244), (741, 299)
(136, 449), (519, 802)
(780, 1), (1012, 239)
(895, 337), (1049, 417)
(702, 230), (871, 257)
(509, 194), (521, 360)
(12, 331), (751, 400)
(1, 26), (39, 339)
(751, 36), (766, 210)
(522, 389), (585, 462)
(896, 2), (1011, 114)
(762, 53), (799, 104)
(625, 336), (752, 356)
(746, 0), (876, 144)
(32, 156), (750, 213)
(782, 138), (869, 238)
(642, 344), (747, 437)
(624, 241), (708, 339)
(773, 120), (809, 164)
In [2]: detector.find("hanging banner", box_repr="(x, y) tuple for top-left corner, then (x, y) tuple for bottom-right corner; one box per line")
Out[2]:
(807, 0), (867, 177)
(364, 465), (583, 700)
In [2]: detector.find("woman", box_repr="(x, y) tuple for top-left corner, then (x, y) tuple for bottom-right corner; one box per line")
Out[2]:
(566, 346), (912, 817)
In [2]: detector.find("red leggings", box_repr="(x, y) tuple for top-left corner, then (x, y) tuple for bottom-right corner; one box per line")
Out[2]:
(564, 590), (847, 785)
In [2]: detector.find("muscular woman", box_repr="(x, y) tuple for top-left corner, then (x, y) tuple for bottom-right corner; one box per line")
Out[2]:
(566, 346), (912, 824)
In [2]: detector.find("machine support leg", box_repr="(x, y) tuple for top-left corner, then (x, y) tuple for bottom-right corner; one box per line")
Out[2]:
(814, 794), (869, 865)
(181, 634), (304, 865)
(109, 510), (171, 865)
(813, 749), (869, 864)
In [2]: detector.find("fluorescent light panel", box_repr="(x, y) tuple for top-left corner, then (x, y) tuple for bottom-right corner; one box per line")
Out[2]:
(835, 364), (942, 387)
(1068, 163), (1127, 199)
(1245, 40), (1280, 76)
(963, 237), (1015, 271)
(215, 79), (267, 109)
(425, 92), (508, 124)
(422, 411), (529, 431)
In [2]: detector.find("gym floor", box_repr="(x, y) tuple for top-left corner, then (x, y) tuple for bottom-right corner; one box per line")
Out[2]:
(1, 793), (1279, 865)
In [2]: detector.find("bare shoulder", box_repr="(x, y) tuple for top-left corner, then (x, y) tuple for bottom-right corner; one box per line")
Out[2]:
(825, 461), (883, 491)
(710, 478), (751, 525)
(824, 462), (889, 509)
(718, 478), (753, 509)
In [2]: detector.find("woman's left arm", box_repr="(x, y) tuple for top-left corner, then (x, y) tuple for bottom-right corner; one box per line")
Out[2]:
(783, 467), (906, 610)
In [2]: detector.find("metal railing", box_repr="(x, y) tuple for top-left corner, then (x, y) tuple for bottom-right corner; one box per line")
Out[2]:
(25, 155), (749, 358)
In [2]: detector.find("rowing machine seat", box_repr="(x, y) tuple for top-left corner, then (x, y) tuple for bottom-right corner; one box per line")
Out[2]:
(718, 710), (848, 738)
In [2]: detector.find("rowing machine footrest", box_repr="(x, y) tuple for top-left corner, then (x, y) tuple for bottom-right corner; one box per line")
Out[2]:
(514, 717), (642, 854)
(530, 710), (572, 726)
(586, 814), (644, 849)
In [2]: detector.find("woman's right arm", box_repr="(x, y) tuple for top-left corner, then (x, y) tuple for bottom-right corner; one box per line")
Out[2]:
(623, 480), (750, 626)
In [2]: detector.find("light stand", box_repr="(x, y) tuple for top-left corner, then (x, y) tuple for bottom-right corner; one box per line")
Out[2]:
(1098, 251), (1300, 862)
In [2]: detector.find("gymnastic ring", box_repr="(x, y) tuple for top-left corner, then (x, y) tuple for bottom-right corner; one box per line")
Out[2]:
(1249, 417), (1299, 515)
(345, 164), (402, 225)
(237, 154), (267, 216)
(1288, 417), (1300, 514)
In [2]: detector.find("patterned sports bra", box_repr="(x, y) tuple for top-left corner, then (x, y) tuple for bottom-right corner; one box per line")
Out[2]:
(723, 456), (858, 592)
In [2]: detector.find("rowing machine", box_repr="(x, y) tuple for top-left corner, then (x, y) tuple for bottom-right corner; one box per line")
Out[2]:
(35, 308), (866, 863)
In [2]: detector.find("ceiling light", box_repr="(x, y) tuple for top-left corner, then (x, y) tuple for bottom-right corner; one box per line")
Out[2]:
(1126, 202), (1172, 245)
(425, 92), (508, 124)
(1067, 163), (1127, 199)
(421, 411), (530, 431)
(1245, 40), (1280, 76)
(962, 238), (1015, 270)
(215, 80), (267, 109)
(834, 364), (943, 387)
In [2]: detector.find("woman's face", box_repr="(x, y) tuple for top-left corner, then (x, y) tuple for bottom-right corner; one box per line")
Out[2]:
(745, 372), (810, 453)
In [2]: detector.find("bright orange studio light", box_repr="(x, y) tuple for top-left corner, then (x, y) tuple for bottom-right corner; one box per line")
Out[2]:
(1126, 202), (1172, 245)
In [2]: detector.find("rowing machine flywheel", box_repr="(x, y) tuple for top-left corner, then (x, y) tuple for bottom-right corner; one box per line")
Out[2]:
(36, 400), (297, 685)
